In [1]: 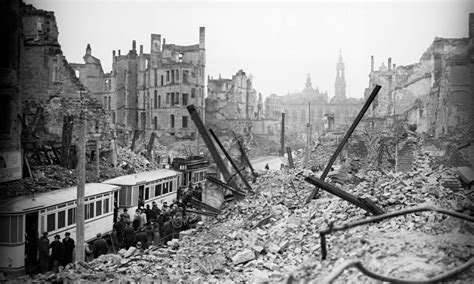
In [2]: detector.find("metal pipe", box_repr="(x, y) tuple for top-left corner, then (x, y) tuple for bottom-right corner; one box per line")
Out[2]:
(306, 85), (381, 203)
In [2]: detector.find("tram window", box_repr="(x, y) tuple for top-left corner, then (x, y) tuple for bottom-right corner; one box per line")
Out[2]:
(85, 203), (95, 220)
(163, 183), (168, 194)
(68, 208), (76, 225)
(155, 184), (162, 196)
(58, 211), (66, 229)
(145, 187), (150, 200)
(47, 213), (55, 232)
(169, 181), (173, 192)
(139, 186), (144, 200)
(96, 200), (102, 216)
(0, 216), (8, 242)
(104, 198), (109, 213)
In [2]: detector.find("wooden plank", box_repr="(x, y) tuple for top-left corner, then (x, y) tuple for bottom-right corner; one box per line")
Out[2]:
(305, 175), (383, 215)
(206, 176), (246, 197)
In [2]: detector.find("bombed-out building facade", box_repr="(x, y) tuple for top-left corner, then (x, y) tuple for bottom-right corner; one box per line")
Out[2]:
(71, 28), (206, 142)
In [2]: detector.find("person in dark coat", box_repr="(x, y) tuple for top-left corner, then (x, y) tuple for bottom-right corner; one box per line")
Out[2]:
(134, 229), (148, 249)
(92, 233), (108, 258)
(114, 219), (125, 248)
(162, 219), (173, 245)
(37, 232), (50, 273)
(145, 204), (153, 225)
(122, 222), (135, 249)
(62, 232), (75, 266)
(120, 208), (130, 223)
(49, 235), (64, 273)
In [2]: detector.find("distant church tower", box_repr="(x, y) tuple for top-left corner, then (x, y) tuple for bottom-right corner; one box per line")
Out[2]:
(334, 50), (346, 102)
(305, 73), (313, 90)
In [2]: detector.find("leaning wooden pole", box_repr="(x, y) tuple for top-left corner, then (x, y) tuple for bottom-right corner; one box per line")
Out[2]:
(75, 111), (86, 262)
(306, 85), (382, 203)
(280, 113), (285, 157)
(187, 105), (238, 189)
(209, 128), (252, 192)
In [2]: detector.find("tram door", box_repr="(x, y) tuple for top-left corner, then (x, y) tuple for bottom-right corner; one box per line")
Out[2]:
(25, 211), (39, 273)
(113, 190), (119, 224)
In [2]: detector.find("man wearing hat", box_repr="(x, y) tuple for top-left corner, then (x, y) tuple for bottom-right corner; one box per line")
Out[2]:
(49, 234), (64, 273)
(92, 233), (108, 258)
(62, 232), (75, 266)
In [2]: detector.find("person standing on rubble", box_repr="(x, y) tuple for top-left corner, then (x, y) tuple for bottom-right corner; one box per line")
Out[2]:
(151, 201), (160, 222)
(92, 233), (108, 258)
(37, 232), (50, 273)
(133, 209), (142, 231)
(134, 228), (148, 249)
(265, 163), (270, 170)
(152, 222), (161, 246)
(123, 222), (135, 249)
(141, 206), (149, 226)
(120, 208), (130, 223)
(62, 232), (75, 267)
(49, 235), (64, 273)
(114, 218), (125, 248)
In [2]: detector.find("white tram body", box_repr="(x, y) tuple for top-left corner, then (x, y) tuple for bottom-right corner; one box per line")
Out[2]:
(103, 169), (181, 216)
(0, 183), (119, 273)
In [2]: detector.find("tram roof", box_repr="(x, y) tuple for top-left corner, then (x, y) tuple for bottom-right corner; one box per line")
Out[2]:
(102, 169), (180, 186)
(0, 183), (120, 214)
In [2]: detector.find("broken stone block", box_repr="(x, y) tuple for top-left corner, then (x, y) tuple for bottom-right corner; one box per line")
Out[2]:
(232, 249), (255, 265)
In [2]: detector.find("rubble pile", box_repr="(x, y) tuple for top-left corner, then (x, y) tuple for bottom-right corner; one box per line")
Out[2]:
(116, 147), (160, 173)
(15, 148), (474, 282)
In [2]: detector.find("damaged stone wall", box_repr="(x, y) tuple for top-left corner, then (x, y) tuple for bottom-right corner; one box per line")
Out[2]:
(19, 2), (111, 147)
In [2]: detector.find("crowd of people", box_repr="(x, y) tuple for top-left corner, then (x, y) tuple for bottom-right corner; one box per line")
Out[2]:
(35, 185), (203, 273)
(113, 192), (202, 251)
(36, 232), (75, 273)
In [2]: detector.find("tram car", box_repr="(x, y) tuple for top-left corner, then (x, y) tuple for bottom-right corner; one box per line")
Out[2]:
(0, 183), (120, 273)
(103, 169), (181, 218)
(171, 156), (209, 189)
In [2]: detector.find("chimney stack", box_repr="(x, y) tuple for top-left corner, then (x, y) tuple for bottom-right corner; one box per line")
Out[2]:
(132, 40), (136, 51)
(140, 45), (143, 55)
(113, 50), (116, 57)
(199, 27), (205, 49)
(86, 44), (91, 55)
(388, 57), (392, 71)
(118, 50), (121, 56)
(371, 56), (374, 72)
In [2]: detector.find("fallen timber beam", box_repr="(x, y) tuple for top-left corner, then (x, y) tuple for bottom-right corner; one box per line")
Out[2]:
(189, 197), (222, 214)
(319, 206), (474, 261)
(209, 128), (252, 192)
(235, 137), (258, 178)
(206, 176), (246, 197)
(186, 208), (219, 217)
(306, 85), (382, 203)
(286, 147), (295, 169)
(304, 176), (384, 216)
(187, 105), (239, 190)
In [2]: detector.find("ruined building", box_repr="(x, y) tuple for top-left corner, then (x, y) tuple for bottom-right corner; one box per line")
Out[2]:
(264, 53), (363, 138)
(364, 13), (474, 167)
(206, 70), (275, 137)
(19, 2), (109, 169)
(72, 28), (206, 142)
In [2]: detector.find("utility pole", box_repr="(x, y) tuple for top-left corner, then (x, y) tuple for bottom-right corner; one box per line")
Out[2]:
(394, 91), (398, 172)
(75, 89), (86, 262)
(280, 113), (285, 156)
(304, 102), (311, 168)
(94, 123), (100, 180)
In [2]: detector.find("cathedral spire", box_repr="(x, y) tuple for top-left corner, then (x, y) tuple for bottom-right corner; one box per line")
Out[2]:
(305, 73), (313, 90)
(334, 51), (346, 101)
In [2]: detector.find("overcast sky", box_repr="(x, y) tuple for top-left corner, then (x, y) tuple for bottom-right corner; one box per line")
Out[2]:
(26, 0), (473, 99)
